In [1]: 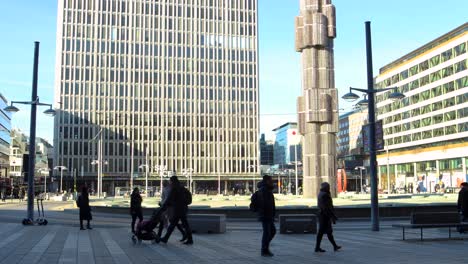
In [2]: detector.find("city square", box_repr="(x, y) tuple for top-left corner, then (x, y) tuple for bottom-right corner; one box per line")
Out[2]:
(0, 0), (467, 263)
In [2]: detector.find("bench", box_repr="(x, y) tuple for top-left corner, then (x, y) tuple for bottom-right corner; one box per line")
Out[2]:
(188, 214), (226, 234)
(392, 212), (468, 241)
(279, 214), (317, 234)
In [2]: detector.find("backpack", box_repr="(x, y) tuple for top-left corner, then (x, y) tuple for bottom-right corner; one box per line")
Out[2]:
(249, 191), (260, 212)
(181, 188), (192, 206)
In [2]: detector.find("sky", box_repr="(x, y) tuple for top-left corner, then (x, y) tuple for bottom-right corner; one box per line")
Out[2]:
(0, 0), (467, 143)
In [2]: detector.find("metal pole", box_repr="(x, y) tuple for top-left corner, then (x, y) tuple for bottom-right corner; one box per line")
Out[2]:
(360, 169), (363, 193)
(386, 146), (390, 194)
(60, 169), (63, 193)
(295, 144), (298, 196)
(44, 172), (47, 194)
(288, 170), (291, 194)
(145, 166), (148, 195)
(26, 41), (40, 220)
(365, 21), (379, 231)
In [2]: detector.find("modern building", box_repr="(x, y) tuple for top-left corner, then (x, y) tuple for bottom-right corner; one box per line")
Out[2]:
(0, 94), (11, 192)
(273, 122), (302, 166)
(9, 129), (28, 179)
(54, 0), (259, 194)
(337, 108), (369, 192)
(259, 133), (274, 166)
(375, 23), (467, 193)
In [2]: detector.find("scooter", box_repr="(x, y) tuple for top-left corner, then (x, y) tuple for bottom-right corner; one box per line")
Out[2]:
(22, 198), (48, 226)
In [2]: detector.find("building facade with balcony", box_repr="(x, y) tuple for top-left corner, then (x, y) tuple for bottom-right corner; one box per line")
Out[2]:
(375, 23), (467, 193)
(54, 0), (259, 195)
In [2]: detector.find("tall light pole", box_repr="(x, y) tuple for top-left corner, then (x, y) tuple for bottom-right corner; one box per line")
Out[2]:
(342, 22), (406, 231)
(182, 168), (194, 193)
(138, 164), (149, 195)
(4, 42), (57, 223)
(54, 166), (67, 193)
(355, 166), (366, 193)
(154, 165), (166, 195)
(248, 165), (260, 192)
(38, 168), (51, 195)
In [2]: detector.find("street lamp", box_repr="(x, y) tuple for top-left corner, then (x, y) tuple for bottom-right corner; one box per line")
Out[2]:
(248, 165), (260, 192)
(355, 166), (366, 193)
(53, 166), (67, 193)
(3, 42), (57, 223)
(91, 159), (107, 198)
(138, 164), (149, 195)
(154, 165), (167, 195)
(342, 22), (406, 232)
(182, 168), (194, 193)
(37, 168), (51, 195)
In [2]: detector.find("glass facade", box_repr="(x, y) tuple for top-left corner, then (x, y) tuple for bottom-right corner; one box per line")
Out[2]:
(273, 123), (301, 165)
(0, 94), (11, 177)
(376, 24), (467, 193)
(55, 0), (259, 184)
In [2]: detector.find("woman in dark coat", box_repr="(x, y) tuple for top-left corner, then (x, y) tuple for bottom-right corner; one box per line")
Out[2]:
(315, 182), (341, 252)
(77, 186), (92, 230)
(130, 187), (143, 233)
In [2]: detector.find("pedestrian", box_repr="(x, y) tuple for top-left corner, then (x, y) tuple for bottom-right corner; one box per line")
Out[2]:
(77, 186), (93, 230)
(159, 176), (193, 245)
(130, 187), (143, 234)
(251, 175), (276, 257)
(457, 182), (468, 233)
(315, 182), (341, 253)
(157, 181), (187, 241)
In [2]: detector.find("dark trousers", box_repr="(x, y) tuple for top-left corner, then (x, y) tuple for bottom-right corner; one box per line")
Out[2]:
(163, 214), (192, 242)
(261, 220), (276, 251)
(131, 211), (143, 232)
(315, 214), (338, 250)
(80, 218), (91, 228)
(157, 212), (186, 238)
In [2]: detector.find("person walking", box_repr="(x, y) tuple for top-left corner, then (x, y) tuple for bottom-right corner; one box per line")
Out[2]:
(159, 176), (193, 245)
(315, 182), (341, 253)
(252, 175), (276, 257)
(157, 181), (187, 241)
(130, 187), (143, 234)
(457, 182), (468, 233)
(77, 186), (92, 230)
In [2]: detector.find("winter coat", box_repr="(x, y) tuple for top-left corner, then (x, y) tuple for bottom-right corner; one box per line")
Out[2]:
(77, 194), (92, 220)
(162, 183), (187, 217)
(256, 180), (276, 221)
(317, 183), (337, 222)
(458, 187), (468, 216)
(130, 192), (143, 215)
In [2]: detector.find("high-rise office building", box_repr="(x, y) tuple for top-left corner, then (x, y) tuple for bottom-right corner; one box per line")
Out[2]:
(272, 122), (302, 166)
(376, 23), (467, 193)
(54, 0), (259, 194)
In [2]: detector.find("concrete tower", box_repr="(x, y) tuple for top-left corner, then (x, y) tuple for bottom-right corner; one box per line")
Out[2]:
(296, 0), (339, 198)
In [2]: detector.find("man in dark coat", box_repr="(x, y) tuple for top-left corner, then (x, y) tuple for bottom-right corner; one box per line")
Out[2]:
(130, 187), (143, 233)
(159, 176), (193, 245)
(256, 175), (276, 257)
(315, 182), (341, 253)
(458, 182), (468, 221)
(77, 186), (92, 230)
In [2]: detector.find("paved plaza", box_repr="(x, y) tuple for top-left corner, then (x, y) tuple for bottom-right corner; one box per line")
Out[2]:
(0, 219), (467, 264)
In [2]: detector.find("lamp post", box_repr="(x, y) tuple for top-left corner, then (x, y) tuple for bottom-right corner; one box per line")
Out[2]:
(291, 131), (301, 195)
(182, 168), (194, 193)
(139, 164), (149, 195)
(53, 166), (67, 193)
(154, 165), (166, 195)
(248, 165), (260, 192)
(355, 166), (366, 193)
(91, 159), (107, 197)
(3, 42), (57, 222)
(341, 22), (406, 231)
(37, 168), (51, 195)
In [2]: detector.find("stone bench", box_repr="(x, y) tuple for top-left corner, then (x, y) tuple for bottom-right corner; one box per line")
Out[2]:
(279, 214), (317, 234)
(188, 214), (226, 234)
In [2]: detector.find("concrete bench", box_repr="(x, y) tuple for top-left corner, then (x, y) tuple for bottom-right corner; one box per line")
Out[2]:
(188, 214), (226, 234)
(279, 214), (317, 234)
(392, 212), (468, 240)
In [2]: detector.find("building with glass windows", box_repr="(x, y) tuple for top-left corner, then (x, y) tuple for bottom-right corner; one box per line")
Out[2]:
(54, 0), (259, 195)
(375, 23), (467, 193)
(273, 122), (302, 166)
(0, 94), (11, 179)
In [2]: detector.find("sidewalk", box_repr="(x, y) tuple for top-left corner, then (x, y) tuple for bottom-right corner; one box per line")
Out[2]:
(0, 222), (466, 264)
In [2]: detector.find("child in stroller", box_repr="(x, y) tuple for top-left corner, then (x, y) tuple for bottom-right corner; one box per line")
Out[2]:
(131, 209), (162, 244)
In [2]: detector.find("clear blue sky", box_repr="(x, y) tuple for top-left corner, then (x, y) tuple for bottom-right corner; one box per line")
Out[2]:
(0, 0), (467, 143)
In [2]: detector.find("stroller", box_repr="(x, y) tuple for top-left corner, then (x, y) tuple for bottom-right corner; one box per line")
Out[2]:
(131, 209), (162, 245)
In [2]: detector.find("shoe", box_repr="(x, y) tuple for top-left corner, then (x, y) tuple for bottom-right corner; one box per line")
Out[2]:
(87, 226), (93, 230)
(261, 250), (274, 257)
(315, 248), (326, 253)
(334, 246), (342, 252)
(183, 240), (193, 245)
(80, 227), (85, 230)
(160, 237), (168, 244)
(179, 236), (188, 242)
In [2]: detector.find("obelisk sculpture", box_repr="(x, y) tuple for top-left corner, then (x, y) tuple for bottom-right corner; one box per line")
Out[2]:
(296, 0), (339, 198)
